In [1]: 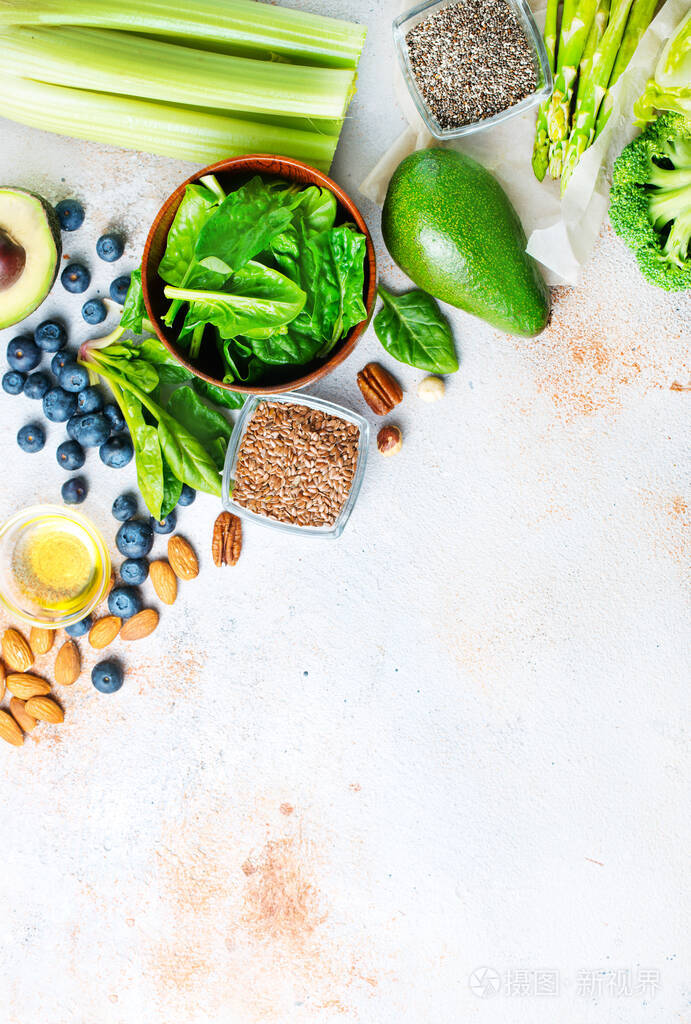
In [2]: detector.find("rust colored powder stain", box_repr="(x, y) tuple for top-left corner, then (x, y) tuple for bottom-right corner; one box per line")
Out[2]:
(279, 802), (294, 816)
(242, 835), (327, 945)
(512, 226), (690, 423)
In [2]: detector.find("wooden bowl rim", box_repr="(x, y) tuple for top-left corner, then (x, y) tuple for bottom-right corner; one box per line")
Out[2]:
(141, 154), (377, 395)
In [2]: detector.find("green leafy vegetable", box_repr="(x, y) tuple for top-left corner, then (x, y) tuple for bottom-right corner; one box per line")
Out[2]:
(120, 268), (149, 333)
(158, 182), (219, 286)
(634, 10), (691, 126)
(374, 286), (459, 373)
(300, 224), (367, 355)
(192, 378), (246, 410)
(167, 262), (306, 340)
(167, 387), (231, 471)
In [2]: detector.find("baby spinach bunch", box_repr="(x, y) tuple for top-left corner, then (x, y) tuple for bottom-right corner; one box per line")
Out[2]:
(79, 270), (242, 519)
(157, 174), (368, 385)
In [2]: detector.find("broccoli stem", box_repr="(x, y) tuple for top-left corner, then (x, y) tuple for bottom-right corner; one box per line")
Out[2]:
(531, 0), (559, 181)
(561, 0), (636, 190)
(546, 0), (600, 178)
(663, 204), (691, 265)
(648, 183), (691, 230)
(594, 0), (658, 139)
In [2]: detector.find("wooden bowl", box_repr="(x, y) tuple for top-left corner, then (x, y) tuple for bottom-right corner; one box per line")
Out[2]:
(142, 155), (377, 395)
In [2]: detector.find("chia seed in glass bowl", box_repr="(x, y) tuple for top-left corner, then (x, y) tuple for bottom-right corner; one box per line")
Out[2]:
(393, 0), (552, 140)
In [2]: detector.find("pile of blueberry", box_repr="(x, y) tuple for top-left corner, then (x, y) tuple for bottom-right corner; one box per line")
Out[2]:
(64, 486), (195, 694)
(55, 198), (130, 325)
(3, 317), (134, 504)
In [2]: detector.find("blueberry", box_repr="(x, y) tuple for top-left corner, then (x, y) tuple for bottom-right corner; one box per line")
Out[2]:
(7, 336), (41, 372)
(17, 422), (46, 453)
(151, 510), (177, 534)
(82, 299), (107, 325)
(2, 370), (25, 395)
(120, 558), (149, 585)
(108, 585), (142, 620)
(51, 351), (72, 376)
(70, 411), (111, 447)
(96, 233), (124, 262)
(24, 371), (52, 400)
(91, 659), (124, 694)
(59, 362), (90, 393)
(109, 274), (131, 304)
(116, 519), (154, 558)
(77, 386), (103, 413)
(66, 415), (80, 440)
(65, 614), (93, 638)
(62, 476), (88, 504)
(55, 199), (85, 232)
(112, 493), (137, 522)
(99, 434), (134, 469)
(61, 262), (91, 294)
(56, 440), (85, 471)
(178, 484), (196, 507)
(34, 320), (67, 352)
(43, 387), (77, 422)
(103, 402), (125, 432)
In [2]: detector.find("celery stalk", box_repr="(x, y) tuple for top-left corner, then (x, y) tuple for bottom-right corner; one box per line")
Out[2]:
(0, 73), (338, 170)
(0, 25), (356, 120)
(0, 0), (367, 69)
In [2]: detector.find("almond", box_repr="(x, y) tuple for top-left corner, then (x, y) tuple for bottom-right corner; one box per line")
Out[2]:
(150, 560), (177, 605)
(6, 673), (51, 700)
(120, 608), (159, 642)
(89, 616), (121, 650)
(55, 640), (81, 686)
(0, 661), (5, 702)
(30, 626), (54, 656)
(2, 628), (34, 672)
(168, 535), (199, 581)
(0, 708), (23, 746)
(10, 698), (36, 734)
(25, 696), (64, 724)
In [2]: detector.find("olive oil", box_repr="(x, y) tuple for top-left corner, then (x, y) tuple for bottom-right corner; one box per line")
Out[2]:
(12, 515), (101, 612)
(0, 506), (110, 627)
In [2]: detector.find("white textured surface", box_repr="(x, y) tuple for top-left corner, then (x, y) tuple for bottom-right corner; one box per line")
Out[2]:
(0, 2), (689, 1021)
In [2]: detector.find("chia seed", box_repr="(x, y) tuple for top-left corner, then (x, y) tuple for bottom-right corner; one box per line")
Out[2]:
(405, 0), (538, 130)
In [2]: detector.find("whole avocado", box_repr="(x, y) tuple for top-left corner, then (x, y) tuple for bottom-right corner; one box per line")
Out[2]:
(382, 149), (550, 337)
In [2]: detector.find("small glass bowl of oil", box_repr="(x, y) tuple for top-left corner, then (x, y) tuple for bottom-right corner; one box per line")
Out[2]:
(0, 505), (111, 629)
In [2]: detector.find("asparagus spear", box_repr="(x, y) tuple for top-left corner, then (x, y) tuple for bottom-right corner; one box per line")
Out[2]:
(561, 0), (636, 189)
(531, 0), (560, 181)
(546, 0), (600, 178)
(593, 0), (659, 139)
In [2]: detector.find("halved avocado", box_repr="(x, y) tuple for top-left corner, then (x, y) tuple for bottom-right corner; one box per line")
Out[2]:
(0, 187), (61, 329)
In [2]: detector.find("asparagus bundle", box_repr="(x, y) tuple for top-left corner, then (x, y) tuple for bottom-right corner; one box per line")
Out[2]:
(532, 0), (660, 189)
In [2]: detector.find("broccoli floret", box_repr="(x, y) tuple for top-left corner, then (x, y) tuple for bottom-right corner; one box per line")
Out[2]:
(610, 113), (691, 291)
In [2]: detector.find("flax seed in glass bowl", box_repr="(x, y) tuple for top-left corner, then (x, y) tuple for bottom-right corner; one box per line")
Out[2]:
(393, 0), (552, 141)
(222, 393), (369, 538)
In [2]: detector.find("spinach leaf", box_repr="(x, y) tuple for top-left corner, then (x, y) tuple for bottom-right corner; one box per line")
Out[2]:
(120, 268), (147, 333)
(194, 177), (299, 277)
(374, 286), (459, 374)
(157, 413), (222, 497)
(247, 321), (322, 366)
(192, 378), (245, 411)
(160, 455), (184, 519)
(167, 386), (231, 471)
(298, 186), (337, 234)
(118, 387), (165, 519)
(103, 356), (159, 394)
(175, 262), (306, 340)
(138, 337), (191, 388)
(298, 224), (367, 355)
(158, 183), (219, 286)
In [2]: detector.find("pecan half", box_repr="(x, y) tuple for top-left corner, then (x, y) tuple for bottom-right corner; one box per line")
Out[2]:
(356, 362), (403, 416)
(212, 511), (243, 567)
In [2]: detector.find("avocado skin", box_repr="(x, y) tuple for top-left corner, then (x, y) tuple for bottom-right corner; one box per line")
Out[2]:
(0, 187), (61, 329)
(382, 149), (550, 337)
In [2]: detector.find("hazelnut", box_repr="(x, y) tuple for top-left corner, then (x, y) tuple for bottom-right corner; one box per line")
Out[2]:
(377, 425), (402, 456)
(417, 376), (445, 402)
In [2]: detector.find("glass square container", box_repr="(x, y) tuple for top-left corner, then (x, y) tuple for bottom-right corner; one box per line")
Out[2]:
(393, 0), (552, 141)
(222, 392), (369, 539)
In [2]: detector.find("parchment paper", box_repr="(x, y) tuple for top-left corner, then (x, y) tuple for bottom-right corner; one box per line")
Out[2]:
(360, 0), (687, 285)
